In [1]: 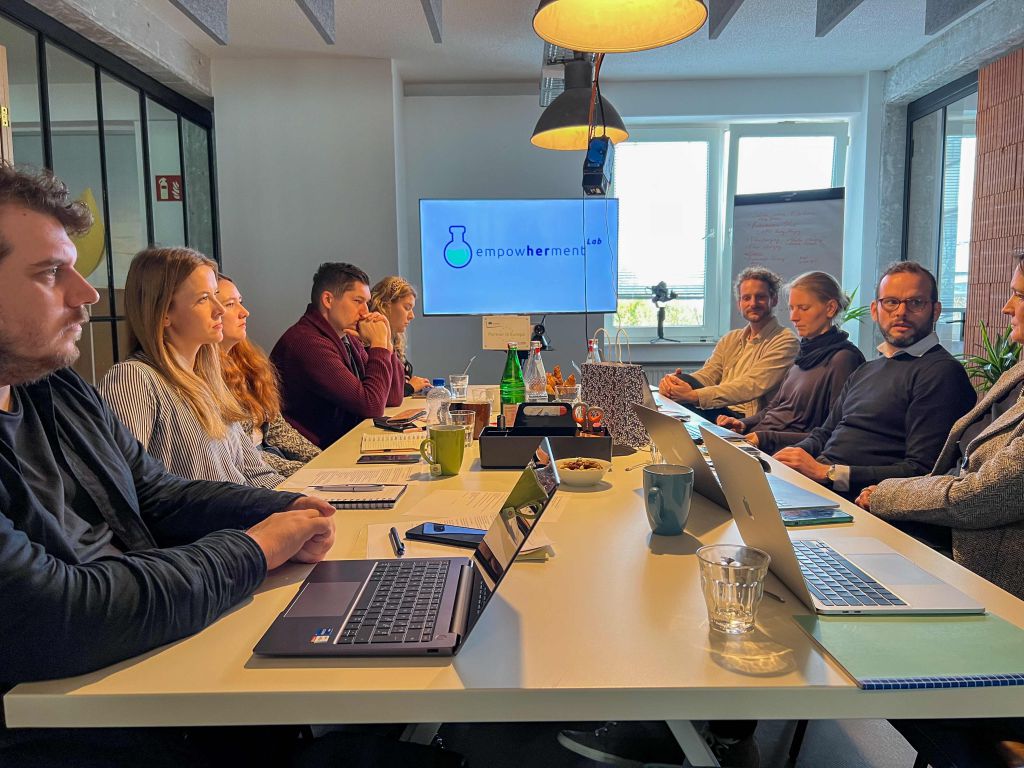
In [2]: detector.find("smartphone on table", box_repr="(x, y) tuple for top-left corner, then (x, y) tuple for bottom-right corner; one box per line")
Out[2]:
(356, 454), (421, 464)
(405, 522), (486, 549)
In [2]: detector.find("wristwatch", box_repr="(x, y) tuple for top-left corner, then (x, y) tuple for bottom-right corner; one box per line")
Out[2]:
(824, 464), (838, 488)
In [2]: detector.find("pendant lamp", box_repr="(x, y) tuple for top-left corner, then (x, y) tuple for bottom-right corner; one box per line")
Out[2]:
(533, 0), (708, 54)
(531, 58), (628, 151)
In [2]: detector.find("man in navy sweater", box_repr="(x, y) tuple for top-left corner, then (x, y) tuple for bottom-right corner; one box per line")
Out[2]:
(775, 261), (976, 501)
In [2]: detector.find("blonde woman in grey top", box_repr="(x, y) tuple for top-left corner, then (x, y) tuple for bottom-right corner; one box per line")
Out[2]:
(99, 248), (284, 489)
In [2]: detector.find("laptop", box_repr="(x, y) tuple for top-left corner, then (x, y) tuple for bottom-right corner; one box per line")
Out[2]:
(254, 439), (560, 656)
(633, 404), (839, 512)
(700, 426), (984, 615)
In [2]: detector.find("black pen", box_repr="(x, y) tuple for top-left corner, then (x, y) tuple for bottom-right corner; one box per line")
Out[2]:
(389, 526), (405, 557)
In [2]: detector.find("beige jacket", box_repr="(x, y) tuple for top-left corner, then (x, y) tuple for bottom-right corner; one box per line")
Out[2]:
(871, 361), (1024, 599)
(688, 316), (799, 417)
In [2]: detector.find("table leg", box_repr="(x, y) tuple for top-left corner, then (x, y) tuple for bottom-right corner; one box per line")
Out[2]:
(665, 720), (721, 768)
(400, 722), (441, 745)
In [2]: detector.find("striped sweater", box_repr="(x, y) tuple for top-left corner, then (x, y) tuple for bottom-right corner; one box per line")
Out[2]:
(99, 355), (285, 489)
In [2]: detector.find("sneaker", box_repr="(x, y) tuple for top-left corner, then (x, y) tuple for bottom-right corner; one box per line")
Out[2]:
(702, 726), (760, 768)
(557, 721), (685, 767)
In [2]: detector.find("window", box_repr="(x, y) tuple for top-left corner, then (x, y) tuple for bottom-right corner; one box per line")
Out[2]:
(903, 72), (978, 357)
(612, 126), (720, 339)
(0, 3), (218, 385)
(611, 121), (848, 340)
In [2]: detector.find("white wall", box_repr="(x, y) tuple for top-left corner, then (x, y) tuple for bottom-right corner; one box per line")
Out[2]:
(401, 75), (873, 382)
(212, 57), (400, 349)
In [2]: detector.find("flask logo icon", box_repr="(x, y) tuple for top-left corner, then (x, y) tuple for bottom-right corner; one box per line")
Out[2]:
(443, 225), (472, 269)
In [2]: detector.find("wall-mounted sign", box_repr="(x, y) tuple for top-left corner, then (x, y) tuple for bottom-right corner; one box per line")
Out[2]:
(155, 174), (182, 202)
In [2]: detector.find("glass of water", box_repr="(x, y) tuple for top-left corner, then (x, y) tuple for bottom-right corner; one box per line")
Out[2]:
(448, 374), (469, 399)
(448, 410), (475, 447)
(696, 544), (771, 634)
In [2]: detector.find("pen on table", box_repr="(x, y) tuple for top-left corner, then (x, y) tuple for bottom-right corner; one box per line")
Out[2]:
(389, 526), (405, 557)
(312, 483), (385, 492)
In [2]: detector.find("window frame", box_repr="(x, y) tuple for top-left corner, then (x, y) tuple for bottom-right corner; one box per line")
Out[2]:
(608, 123), (725, 342)
(901, 70), (978, 353)
(609, 120), (849, 342)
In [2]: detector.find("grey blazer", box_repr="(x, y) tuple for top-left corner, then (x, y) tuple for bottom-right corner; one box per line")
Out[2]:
(870, 361), (1024, 600)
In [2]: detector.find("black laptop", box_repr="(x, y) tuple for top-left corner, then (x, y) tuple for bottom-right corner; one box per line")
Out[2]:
(254, 439), (560, 657)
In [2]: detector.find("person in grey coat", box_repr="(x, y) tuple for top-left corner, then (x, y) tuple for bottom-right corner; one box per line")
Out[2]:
(858, 253), (1024, 600)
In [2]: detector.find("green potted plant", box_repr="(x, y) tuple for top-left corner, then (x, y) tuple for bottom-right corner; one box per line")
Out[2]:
(961, 320), (1021, 393)
(840, 287), (871, 327)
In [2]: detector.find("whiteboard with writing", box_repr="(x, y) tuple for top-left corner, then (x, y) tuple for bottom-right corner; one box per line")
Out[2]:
(730, 188), (844, 328)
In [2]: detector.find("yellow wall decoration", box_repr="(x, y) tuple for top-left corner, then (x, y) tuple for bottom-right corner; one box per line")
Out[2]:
(70, 187), (105, 278)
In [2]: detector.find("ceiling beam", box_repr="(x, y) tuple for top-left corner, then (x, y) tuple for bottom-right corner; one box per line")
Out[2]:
(167, 0), (228, 45)
(707, 0), (747, 40)
(924, 0), (986, 35)
(295, 0), (335, 44)
(815, 0), (866, 37)
(420, 0), (442, 44)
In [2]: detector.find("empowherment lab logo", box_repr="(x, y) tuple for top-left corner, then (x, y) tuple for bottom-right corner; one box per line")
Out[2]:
(443, 225), (472, 269)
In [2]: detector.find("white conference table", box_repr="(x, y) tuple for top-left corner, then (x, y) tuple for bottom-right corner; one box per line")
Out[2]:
(7, 399), (1024, 742)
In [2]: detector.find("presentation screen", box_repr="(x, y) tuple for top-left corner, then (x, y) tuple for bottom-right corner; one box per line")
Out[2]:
(419, 198), (619, 316)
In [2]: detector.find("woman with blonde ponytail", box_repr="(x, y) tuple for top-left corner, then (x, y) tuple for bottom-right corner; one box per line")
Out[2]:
(99, 247), (284, 488)
(369, 276), (431, 395)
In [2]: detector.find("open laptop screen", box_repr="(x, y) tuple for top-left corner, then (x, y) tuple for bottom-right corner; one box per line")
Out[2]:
(472, 439), (559, 594)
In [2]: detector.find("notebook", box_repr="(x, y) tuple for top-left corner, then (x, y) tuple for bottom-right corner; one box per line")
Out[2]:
(794, 613), (1024, 690)
(306, 484), (407, 509)
(360, 431), (425, 453)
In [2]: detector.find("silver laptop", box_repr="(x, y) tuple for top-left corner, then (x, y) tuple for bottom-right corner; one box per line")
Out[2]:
(254, 440), (560, 656)
(633, 404), (839, 512)
(701, 426), (984, 615)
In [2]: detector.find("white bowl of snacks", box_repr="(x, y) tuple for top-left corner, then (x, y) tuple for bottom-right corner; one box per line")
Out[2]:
(556, 457), (612, 487)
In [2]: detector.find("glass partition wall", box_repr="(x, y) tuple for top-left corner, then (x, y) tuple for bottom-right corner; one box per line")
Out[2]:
(0, 3), (217, 384)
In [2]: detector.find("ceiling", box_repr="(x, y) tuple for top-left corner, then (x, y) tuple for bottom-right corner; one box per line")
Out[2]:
(140, 0), (991, 84)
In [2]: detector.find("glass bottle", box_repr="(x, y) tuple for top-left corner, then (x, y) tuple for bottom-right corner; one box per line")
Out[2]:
(499, 342), (525, 424)
(585, 338), (602, 364)
(524, 341), (548, 402)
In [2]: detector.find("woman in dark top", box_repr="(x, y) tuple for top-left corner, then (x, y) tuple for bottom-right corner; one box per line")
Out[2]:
(369, 276), (430, 396)
(717, 271), (865, 454)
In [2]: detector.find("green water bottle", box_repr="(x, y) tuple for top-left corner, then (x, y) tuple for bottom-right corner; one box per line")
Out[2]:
(500, 341), (525, 425)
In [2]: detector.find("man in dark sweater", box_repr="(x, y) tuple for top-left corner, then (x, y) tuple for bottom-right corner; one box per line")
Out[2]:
(775, 262), (976, 499)
(0, 166), (339, 764)
(271, 263), (405, 447)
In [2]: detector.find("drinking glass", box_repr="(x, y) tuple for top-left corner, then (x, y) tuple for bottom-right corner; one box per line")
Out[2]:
(448, 374), (469, 399)
(448, 410), (476, 447)
(554, 384), (582, 404)
(697, 544), (771, 634)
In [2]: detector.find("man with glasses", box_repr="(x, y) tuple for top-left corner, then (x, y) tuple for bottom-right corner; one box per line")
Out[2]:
(774, 261), (975, 510)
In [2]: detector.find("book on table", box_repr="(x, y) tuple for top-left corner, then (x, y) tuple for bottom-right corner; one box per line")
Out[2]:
(360, 432), (425, 453)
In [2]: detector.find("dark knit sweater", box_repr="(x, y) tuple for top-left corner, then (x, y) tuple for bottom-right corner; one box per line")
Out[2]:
(270, 305), (405, 448)
(792, 344), (976, 489)
(742, 347), (865, 454)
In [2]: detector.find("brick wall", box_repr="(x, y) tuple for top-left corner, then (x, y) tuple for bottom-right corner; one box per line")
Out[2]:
(966, 47), (1024, 357)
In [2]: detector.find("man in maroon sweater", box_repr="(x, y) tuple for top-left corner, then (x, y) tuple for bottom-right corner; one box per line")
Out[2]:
(271, 263), (405, 447)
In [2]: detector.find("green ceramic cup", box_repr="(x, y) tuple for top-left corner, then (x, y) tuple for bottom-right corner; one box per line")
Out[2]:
(419, 424), (466, 476)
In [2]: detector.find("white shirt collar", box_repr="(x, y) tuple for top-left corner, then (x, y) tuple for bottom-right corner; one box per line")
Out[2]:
(876, 331), (941, 359)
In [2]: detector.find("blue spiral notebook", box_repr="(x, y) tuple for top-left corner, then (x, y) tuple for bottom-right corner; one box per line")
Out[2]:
(794, 613), (1024, 691)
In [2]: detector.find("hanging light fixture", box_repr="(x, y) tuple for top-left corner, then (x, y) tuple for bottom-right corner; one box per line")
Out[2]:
(531, 57), (628, 151)
(533, 0), (708, 54)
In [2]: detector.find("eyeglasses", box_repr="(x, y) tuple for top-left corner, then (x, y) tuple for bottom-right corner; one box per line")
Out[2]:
(876, 297), (932, 313)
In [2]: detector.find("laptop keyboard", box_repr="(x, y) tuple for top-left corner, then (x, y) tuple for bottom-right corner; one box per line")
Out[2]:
(338, 560), (450, 645)
(793, 540), (907, 607)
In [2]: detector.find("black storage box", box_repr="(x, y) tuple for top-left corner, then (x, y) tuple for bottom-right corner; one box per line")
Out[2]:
(479, 402), (612, 469)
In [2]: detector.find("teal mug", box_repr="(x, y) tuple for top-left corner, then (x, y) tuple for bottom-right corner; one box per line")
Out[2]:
(643, 464), (694, 536)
